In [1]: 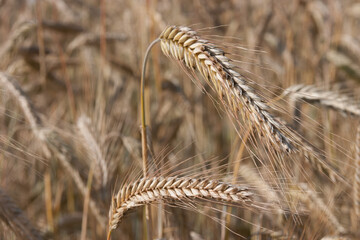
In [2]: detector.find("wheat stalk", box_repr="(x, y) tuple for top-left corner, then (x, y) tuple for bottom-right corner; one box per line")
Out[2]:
(159, 26), (294, 153)
(0, 188), (43, 240)
(283, 84), (360, 117)
(108, 176), (253, 232)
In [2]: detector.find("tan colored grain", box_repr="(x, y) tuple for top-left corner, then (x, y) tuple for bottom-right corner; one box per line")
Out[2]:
(77, 115), (108, 187)
(159, 26), (294, 153)
(158, 26), (341, 182)
(108, 176), (253, 231)
(283, 84), (360, 117)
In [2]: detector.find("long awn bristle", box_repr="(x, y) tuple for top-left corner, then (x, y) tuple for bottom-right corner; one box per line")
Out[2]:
(77, 115), (108, 188)
(0, 72), (107, 230)
(158, 26), (342, 182)
(283, 84), (360, 117)
(354, 126), (360, 218)
(159, 25), (294, 153)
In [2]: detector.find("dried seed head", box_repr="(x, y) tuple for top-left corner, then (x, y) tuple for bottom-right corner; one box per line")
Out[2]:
(159, 26), (294, 153)
(108, 177), (253, 231)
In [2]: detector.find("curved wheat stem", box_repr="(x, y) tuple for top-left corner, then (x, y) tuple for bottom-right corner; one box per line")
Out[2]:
(108, 177), (253, 232)
(159, 26), (294, 153)
(283, 84), (360, 117)
(0, 188), (43, 240)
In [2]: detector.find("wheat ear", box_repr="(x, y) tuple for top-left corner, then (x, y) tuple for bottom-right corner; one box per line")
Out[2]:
(0, 72), (43, 138)
(159, 26), (294, 153)
(0, 188), (43, 240)
(44, 132), (107, 229)
(283, 84), (360, 117)
(297, 183), (346, 234)
(0, 21), (37, 59)
(108, 177), (253, 231)
(77, 115), (108, 187)
(0, 72), (106, 229)
(159, 26), (341, 182)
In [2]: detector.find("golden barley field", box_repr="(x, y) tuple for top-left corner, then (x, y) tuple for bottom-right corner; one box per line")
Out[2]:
(1, 0), (360, 239)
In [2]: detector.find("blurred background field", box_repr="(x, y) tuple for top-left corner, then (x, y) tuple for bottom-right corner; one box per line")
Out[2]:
(1, 0), (360, 239)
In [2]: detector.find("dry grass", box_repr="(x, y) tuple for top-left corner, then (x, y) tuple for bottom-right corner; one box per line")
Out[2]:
(0, 1), (360, 239)
(0, 72), (107, 231)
